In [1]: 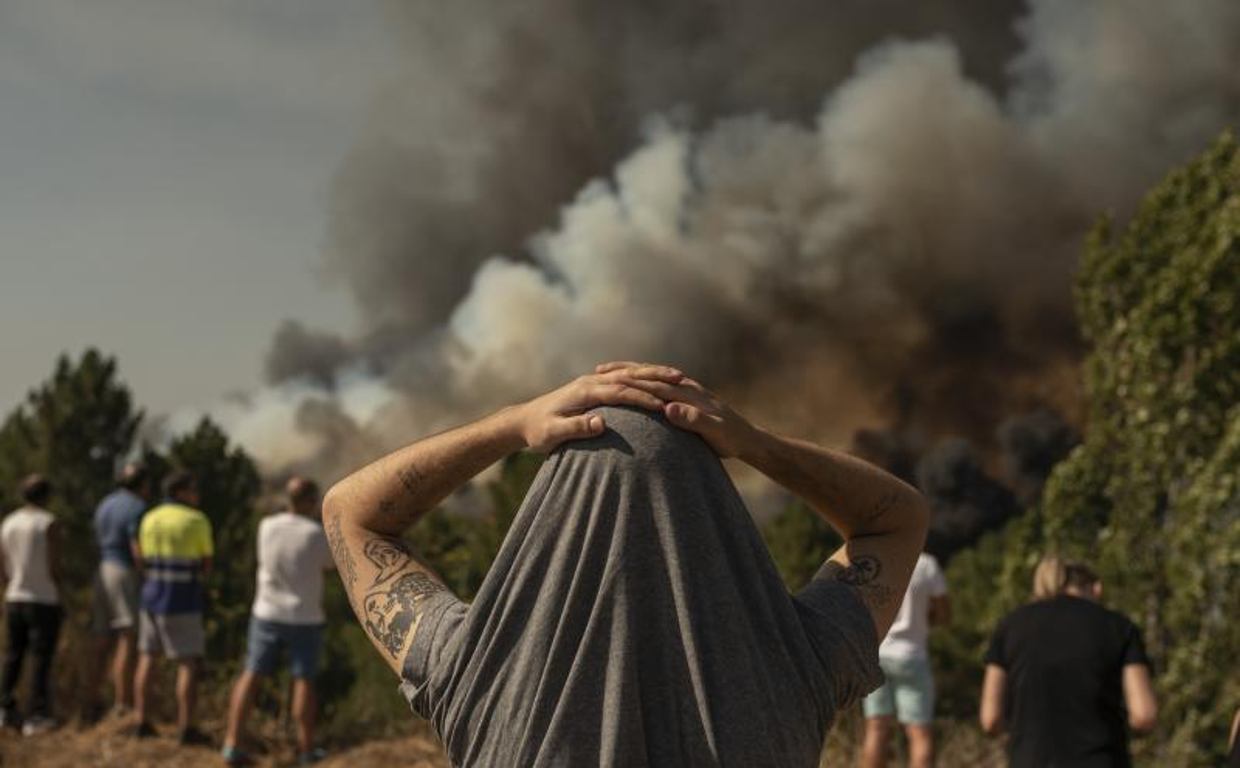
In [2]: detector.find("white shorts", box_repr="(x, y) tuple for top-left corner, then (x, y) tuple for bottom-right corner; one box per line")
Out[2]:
(92, 561), (139, 632)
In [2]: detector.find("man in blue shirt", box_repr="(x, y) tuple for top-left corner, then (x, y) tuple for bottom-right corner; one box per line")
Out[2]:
(87, 463), (149, 721)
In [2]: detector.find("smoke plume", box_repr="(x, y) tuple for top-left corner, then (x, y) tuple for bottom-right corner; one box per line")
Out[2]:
(228, 0), (1239, 485)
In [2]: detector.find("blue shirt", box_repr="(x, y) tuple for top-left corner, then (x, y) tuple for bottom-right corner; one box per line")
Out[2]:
(93, 489), (147, 567)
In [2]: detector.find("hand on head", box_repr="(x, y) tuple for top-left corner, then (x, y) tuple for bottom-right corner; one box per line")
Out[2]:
(516, 364), (684, 452)
(594, 361), (757, 459)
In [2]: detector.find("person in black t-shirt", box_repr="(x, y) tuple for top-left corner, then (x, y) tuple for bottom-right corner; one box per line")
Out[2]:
(979, 557), (1157, 768)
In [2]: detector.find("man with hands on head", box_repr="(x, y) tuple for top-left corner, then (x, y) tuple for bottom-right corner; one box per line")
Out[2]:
(323, 362), (928, 767)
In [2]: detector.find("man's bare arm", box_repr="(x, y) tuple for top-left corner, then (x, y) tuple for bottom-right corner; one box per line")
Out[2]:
(322, 366), (680, 674)
(603, 363), (929, 637)
(740, 429), (928, 636)
(1122, 663), (1157, 732)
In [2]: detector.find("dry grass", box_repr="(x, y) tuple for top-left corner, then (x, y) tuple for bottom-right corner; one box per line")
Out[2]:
(0, 714), (449, 768)
(0, 709), (1010, 768)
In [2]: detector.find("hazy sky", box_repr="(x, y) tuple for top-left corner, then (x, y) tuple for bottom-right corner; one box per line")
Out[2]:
(0, 1), (394, 415)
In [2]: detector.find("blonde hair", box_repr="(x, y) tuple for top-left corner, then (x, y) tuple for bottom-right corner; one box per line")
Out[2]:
(1031, 555), (1098, 601)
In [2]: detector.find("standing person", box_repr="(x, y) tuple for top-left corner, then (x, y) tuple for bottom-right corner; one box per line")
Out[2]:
(222, 476), (335, 766)
(0, 474), (64, 735)
(133, 470), (213, 746)
(980, 557), (1158, 768)
(321, 363), (929, 767)
(862, 551), (950, 768)
(86, 463), (150, 722)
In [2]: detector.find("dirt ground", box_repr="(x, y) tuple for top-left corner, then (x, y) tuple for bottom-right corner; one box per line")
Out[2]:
(0, 714), (451, 768)
(0, 711), (1007, 767)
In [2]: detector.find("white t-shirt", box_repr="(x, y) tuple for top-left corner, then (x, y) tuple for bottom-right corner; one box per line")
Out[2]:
(878, 552), (947, 661)
(1, 507), (59, 605)
(251, 511), (334, 625)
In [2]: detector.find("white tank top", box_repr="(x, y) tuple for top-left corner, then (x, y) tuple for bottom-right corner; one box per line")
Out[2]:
(1, 507), (59, 605)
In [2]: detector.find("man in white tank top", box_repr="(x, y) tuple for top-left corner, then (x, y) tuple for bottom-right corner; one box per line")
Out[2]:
(222, 476), (335, 765)
(0, 474), (64, 735)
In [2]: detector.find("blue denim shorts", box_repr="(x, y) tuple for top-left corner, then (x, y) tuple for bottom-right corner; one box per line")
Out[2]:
(863, 655), (936, 724)
(244, 618), (324, 678)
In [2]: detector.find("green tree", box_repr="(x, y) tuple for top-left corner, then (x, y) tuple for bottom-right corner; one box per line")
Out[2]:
(0, 350), (143, 586)
(1037, 131), (1240, 765)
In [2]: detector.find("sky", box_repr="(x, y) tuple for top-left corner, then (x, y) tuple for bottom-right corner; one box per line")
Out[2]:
(0, 1), (394, 415)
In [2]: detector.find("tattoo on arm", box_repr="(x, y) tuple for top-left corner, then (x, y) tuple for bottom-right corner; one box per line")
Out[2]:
(326, 513), (358, 594)
(362, 568), (445, 659)
(397, 467), (420, 497)
(363, 535), (414, 584)
(825, 555), (895, 612)
(867, 490), (899, 521)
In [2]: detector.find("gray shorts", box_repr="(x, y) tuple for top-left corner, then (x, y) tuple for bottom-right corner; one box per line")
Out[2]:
(138, 611), (205, 659)
(92, 561), (139, 633)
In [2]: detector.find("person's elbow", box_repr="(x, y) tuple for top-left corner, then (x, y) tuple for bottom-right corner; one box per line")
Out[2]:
(903, 489), (930, 543)
(321, 483), (346, 526)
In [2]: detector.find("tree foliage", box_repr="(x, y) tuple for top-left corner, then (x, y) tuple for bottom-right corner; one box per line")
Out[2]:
(0, 350), (142, 586)
(1036, 131), (1240, 765)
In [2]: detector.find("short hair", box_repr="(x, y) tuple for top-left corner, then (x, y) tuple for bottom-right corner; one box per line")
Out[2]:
(118, 463), (149, 492)
(163, 470), (198, 500)
(1032, 555), (1098, 600)
(20, 474), (52, 506)
(286, 476), (319, 506)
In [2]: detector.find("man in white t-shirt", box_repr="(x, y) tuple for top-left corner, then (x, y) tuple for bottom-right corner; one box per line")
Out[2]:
(0, 475), (64, 735)
(222, 477), (335, 765)
(862, 551), (949, 768)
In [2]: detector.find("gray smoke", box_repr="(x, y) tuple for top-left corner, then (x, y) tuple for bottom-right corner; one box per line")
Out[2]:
(235, 0), (1240, 480)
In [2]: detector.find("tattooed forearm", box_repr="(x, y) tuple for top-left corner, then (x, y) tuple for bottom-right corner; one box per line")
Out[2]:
(326, 513), (358, 593)
(362, 570), (446, 658)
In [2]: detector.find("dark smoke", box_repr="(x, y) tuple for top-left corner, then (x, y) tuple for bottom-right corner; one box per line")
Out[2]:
(854, 407), (1075, 559)
(917, 438), (1019, 562)
(265, 320), (351, 390)
(228, 0), (1240, 480)
(996, 408), (1079, 506)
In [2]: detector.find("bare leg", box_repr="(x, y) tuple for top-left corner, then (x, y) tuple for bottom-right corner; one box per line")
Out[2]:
(112, 632), (136, 710)
(134, 653), (156, 725)
(862, 716), (894, 768)
(175, 658), (200, 731)
(905, 724), (934, 768)
(223, 670), (261, 749)
(291, 678), (317, 755)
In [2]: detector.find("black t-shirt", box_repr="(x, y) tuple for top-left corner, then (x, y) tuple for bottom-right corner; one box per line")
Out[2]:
(985, 595), (1151, 768)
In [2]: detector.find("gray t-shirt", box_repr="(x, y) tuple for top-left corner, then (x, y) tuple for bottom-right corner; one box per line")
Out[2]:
(400, 406), (882, 767)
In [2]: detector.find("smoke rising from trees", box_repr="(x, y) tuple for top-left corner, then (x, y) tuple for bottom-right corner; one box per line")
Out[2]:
(229, 0), (1240, 482)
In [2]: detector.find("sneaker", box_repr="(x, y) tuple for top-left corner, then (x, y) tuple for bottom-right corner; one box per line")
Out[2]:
(21, 716), (57, 736)
(131, 720), (157, 739)
(297, 747), (327, 765)
(178, 726), (212, 747)
(220, 744), (253, 765)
